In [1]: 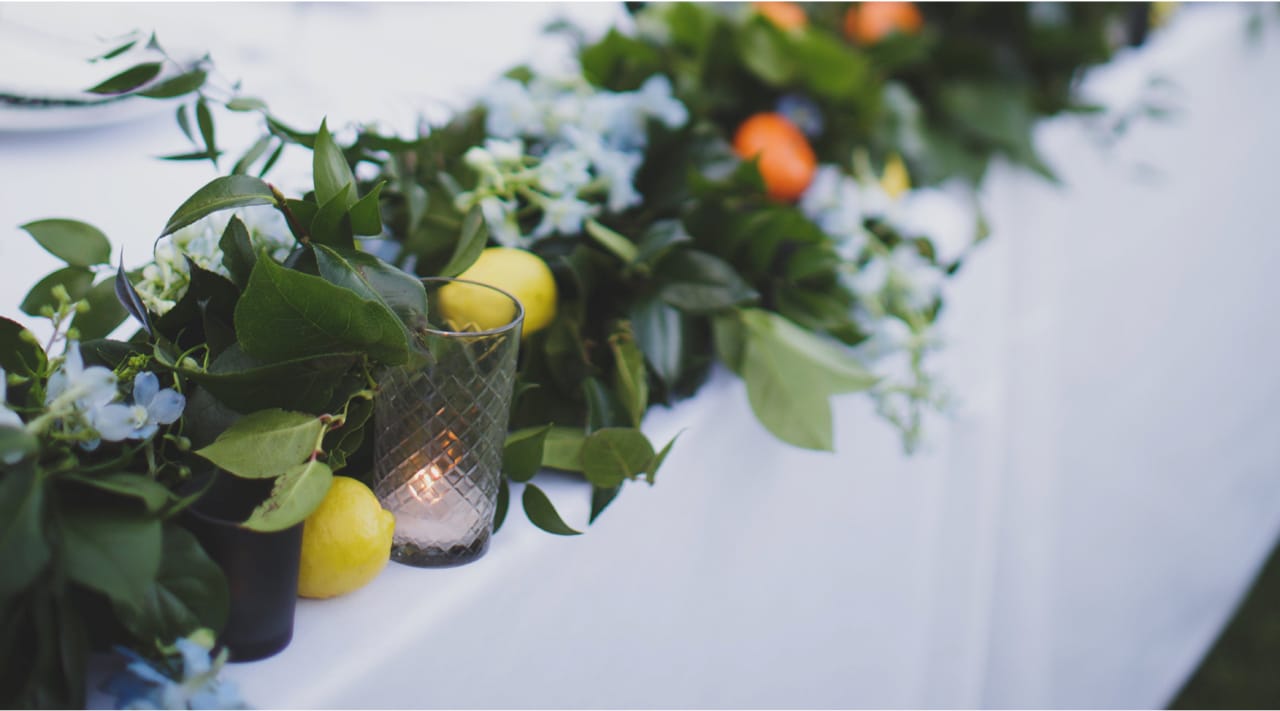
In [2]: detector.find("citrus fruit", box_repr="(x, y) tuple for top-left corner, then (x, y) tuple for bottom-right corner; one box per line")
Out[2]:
(732, 112), (818, 202)
(753, 1), (807, 31)
(442, 247), (557, 338)
(297, 476), (395, 600)
(880, 153), (911, 200)
(844, 2), (924, 45)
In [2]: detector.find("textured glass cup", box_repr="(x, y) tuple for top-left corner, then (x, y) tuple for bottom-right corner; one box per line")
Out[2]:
(372, 278), (523, 567)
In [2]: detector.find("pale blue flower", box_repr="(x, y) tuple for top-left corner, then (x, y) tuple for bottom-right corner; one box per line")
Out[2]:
(92, 372), (184, 442)
(636, 74), (688, 130)
(104, 634), (247, 710)
(593, 148), (645, 212)
(533, 195), (597, 238)
(45, 345), (118, 411)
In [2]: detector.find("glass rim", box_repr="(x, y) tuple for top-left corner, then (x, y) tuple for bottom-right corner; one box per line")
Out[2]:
(418, 276), (526, 338)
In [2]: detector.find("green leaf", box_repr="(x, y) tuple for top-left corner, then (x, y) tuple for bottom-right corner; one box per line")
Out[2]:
(161, 175), (277, 237)
(657, 249), (759, 313)
(646, 431), (681, 484)
(309, 183), (356, 249)
(584, 219), (639, 263)
(581, 427), (655, 489)
(70, 277), (128, 340)
(115, 263), (152, 334)
(159, 149), (222, 162)
(349, 181), (387, 236)
(437, 205), (488, 278)
(234, 253), (408, 365)
(137, 68), (207, 98)
(0, 427), (38, 464)
(503, 424), (551, 483)
(609, 324), (648, 427)
(312, 244), (428, 324)
(242, 459), (333, 532)
(194, 408), (324, 479)
(231, 135), (272, 176)
(20, 219), (112, 267)
(20, 267), (94, 317)
(629, 298), (685, 388)
(176, 103), (194, 143)
(635, 219), (692, 265)
(588, 485), (620, 524)
(195, 98), (216, 166)
(85, 61), (161, 94)
(61, 508), (161, 607)
(521, 484), (581, 536)
(712, 311), (747, 373)
(0, 462), (49, 600)
(62, 472), (170, 513)
(736, 17), (794, 85)
(493, 477), (510, 533)
(226, 96), (268, 112)
(542, 426), (586, 472)
(0, 317), (47, 377)
(583, 377), (627, 432)
(740, 309), (878, 394)
(91, 39), (138, 62)
(114, 525), (229, 647)
(258, 141), (286, 178)
(218, 216), (256, 288)
(182, 346), (359, 415)
(313, 118), (358, 209)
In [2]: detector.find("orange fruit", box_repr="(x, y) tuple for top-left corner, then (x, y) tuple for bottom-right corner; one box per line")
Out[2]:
(753, 2), (808, 31)
(844, 2), (924, 45)
(732, 113), (818, 202)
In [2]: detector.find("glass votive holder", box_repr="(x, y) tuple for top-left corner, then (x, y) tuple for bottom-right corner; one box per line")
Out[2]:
(372, 277), (524, 567)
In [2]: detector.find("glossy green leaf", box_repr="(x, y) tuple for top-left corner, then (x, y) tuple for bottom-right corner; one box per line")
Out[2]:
(349, 181), (387, 236)
(542, 426), (586, 472)
(114, 525), (228, 646)
(503, 424), (552, 483)
(242, 459), (333, 532)
(61, 508), (161, 607)
(194, 408), (324, 479)
(85, 61), (161, 94)
(521, 484), (581, 536)
(195, 98), (216, 165)
(309, 183), (356, 249)
(629, 298), (684, 388)
(313, 118), (358, 209)
(62, 472), (170, 513)
(160, 175), (277, 237)
(657, 249), (758, 314)
(70, 277), (128, 340)
(137, 68), (207, 98)
(20, 219), (111, 267)
(20, 267), (94, 317)
(609, 324), (648, 428)
(313, 244), (428, 324)
(181, 346), (359, 415)
(0, 462), (48, 600)
(437, 205), (488, 277)
(581, 427), (655, 489)
(589, 485), (620, 524)
(233, 254), (408, 365)
(218, 216), (256, 288)
(0, 316), (47, 377)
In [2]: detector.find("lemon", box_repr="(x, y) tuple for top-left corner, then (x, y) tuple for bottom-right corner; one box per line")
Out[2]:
(297, 476), (395, 600)
(440, 247), (557, 338)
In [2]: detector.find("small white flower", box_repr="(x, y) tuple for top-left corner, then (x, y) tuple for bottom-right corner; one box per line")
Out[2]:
(479, 196), (524, 247)
(482, 78), (542, 138)
(534, 195), (597, 238)
(463, 146), (497, 173)
(636, 74), (688, 130)
(593, 147), (645, 212)
(483, 137), (526, 165)
(888, 185), (979, 265)
(536, 148), (593, 195)
(886, 244), (944, 311)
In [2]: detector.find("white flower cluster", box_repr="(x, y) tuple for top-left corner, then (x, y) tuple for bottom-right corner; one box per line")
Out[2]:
(456, 71), (689, 246)
(133, 206), (294, 315)
(42, 345), (184, 451)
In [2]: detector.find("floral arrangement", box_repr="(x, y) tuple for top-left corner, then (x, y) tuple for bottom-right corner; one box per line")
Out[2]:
(1, 2), (1157, 707)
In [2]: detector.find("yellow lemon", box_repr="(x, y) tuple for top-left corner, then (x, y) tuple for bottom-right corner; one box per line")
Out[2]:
(441, 247), (557, 337)
(297, 476), (395, 600)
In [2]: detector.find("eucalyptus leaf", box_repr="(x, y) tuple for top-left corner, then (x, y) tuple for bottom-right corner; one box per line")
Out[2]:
(242, 459), (333, 532)
(503, 424), (552, 483)
(61, 508), (161, 607)
(85, 61), (162, 94)
(70, 277), (127, 340)
(20, 267), (94, 317)
(233, 256), (408, 365)
(581, 427), (655, 489)
(521, 484), (581, 536)
(20, 219), (112, 267)
(161, 175), (277, 238)
(0, 461), (48, 600)
(113, 525), (229, 647)
(194, 408), (324, 479)
(137, 68), (207, 98)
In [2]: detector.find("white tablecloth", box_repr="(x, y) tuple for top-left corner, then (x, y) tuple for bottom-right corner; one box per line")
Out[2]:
(3, 4), (1279, 708)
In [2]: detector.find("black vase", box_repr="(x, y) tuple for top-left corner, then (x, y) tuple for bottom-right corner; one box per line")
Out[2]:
(182, 474), (303, 662)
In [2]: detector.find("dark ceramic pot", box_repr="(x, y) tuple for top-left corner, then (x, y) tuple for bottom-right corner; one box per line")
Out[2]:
(182, 474), (302, 662)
